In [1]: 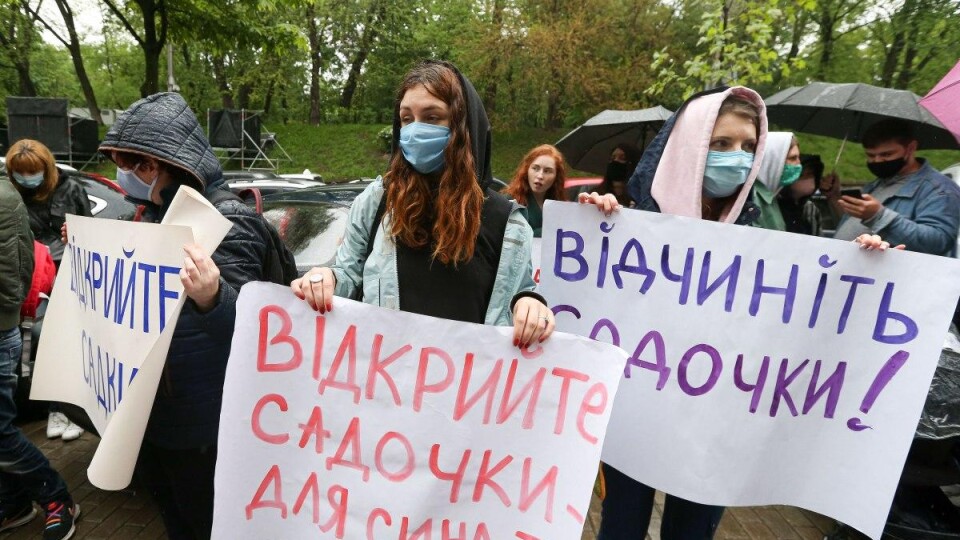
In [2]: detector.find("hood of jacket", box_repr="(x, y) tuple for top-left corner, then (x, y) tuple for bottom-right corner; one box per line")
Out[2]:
(630, 86), (767, 223)
(758, 131), (794, 192)
(99, 92), (223, 193)
(391, 61), (494, 190)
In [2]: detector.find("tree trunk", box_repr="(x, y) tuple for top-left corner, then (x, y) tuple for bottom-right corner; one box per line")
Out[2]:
(211, 55), (234, 108)
(48, 0), (101, 124)
(263, 81), (275, 115)
(895, 39), (918, 89)
(340, 1), (386, 109)
(483, 0), (504, 112)
(880, 0), (913, 87)
(16, 63), (37, 96)
(816, 14), (834, 80)
(237, 83), (253, 109)
(307, 4), (322, 125)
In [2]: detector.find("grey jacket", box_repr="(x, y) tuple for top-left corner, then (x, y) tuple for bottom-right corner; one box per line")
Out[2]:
(0, 180), (34, 330)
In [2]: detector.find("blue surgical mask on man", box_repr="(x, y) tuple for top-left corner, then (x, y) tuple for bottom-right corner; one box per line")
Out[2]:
(703, 150), (754, 198)
(116, 166), (157, 201)
(398, 122), (451, 174)
(12, 171), (44, 189)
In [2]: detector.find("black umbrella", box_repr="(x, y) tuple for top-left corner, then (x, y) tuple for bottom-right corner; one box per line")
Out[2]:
(765, 82), (959, 150)
(556, 106), (673, 174)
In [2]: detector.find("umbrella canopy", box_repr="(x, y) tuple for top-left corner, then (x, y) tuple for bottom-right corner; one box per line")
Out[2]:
(920, 60), (960, 146)
(765, 82), (959, 150)
(555, 106), (673, 174)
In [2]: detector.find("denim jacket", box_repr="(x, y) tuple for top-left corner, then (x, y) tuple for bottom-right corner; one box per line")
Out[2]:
(331, 178), (537, 325)
(840, 160), (960, 256)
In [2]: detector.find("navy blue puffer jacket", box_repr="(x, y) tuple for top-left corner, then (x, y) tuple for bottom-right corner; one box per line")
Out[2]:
(101, 93), (275, 449)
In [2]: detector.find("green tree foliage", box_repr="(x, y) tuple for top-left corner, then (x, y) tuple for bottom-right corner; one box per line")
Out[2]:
(0, 0), (958, 135)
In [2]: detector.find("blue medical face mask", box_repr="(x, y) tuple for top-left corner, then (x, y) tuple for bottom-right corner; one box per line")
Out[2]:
(779, 163), (802, 187)
(12, 171), (44, 189)
(703, 150), (754, 198)
(116, 166), (157, 201)
(398, 122), (451, 174)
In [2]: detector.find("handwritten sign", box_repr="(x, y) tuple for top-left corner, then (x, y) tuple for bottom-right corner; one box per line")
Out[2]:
(212, 283), (627, 539)
(31, 215), (194, 487)
(538, 201), (960, 539)
(31, 186), (232, 490)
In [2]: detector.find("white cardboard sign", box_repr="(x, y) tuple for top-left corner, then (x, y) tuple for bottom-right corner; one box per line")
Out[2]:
(212, 283), (627, 539)
(538, 201), (960, 539)
(31, 186), (231, 490)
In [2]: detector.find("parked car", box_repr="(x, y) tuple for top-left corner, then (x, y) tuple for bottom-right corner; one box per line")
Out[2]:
(256, 182), (371, 275)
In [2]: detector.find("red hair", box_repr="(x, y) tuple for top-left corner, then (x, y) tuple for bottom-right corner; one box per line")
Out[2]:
(385, 62), (483, 265)
(504, 144), (568, 206)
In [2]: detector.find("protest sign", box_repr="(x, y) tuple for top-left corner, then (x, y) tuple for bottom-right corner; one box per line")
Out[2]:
(31, 186), (231, 489)
(537, 201), (960, 539)
(213, 282), (627, 539)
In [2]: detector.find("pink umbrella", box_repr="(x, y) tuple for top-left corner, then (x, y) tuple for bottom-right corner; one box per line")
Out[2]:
(920, 60), (960, 145)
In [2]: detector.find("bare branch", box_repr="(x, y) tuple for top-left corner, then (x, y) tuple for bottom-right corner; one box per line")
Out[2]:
(21, 0), (69, 47)
(101, 0), (145, 47)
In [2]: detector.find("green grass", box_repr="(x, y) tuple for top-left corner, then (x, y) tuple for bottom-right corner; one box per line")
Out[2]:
(81, 123), (960, 185)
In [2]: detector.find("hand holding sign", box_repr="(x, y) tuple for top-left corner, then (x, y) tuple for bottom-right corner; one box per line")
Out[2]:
(290, 267), (336, 313)
(181, 243), (222, 312)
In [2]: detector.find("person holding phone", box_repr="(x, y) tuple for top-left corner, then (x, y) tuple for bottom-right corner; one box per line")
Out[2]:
(822, 118), (960, 256)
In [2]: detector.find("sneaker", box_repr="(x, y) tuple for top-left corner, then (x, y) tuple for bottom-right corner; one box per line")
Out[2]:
(42, 500), (79, 540)
(60, 421), (83, 442)
(0, 502), (37, 532)
(46, 412), (68, 439)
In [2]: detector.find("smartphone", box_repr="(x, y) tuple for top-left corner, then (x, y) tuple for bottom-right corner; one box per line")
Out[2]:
(840, 188), (864, 199)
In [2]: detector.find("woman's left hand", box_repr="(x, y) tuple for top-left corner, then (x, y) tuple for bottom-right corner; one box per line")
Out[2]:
(855, 233), (905, 252)
(578, 192), (621, 216)
(512, 297), (555, 348)
(181, 243), (221, 312)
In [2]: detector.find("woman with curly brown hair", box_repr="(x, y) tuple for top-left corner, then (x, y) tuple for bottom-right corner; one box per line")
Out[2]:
(504, 144), (568, 237)
(291, 60), (554, 347)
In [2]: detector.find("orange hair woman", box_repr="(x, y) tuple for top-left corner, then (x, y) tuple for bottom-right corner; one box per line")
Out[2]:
(504, 144), (568, 237)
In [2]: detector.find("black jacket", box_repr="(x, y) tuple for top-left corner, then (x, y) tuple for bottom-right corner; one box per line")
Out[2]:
(100, 92), (276, 449)
(24, 169), (91, 262)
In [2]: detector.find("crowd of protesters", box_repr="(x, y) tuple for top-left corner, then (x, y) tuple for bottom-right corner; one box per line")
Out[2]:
(1, 58), (958, 540)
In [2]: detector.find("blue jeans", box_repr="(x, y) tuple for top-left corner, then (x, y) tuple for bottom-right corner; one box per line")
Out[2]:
(598, 463), (724, 540)
(0, 327), (68, 509)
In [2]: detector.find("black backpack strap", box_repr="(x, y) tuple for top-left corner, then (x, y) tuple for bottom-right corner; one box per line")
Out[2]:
(481, 188), (513, 266)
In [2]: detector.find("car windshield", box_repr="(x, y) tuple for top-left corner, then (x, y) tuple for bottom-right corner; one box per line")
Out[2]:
(262, 201), (349, 271)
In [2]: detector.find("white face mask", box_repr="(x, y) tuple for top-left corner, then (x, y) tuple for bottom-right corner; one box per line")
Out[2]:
(116, 165), (158, 201)
(12, 171), (45, 189)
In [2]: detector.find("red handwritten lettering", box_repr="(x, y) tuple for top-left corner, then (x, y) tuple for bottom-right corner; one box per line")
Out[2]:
(472, 450), (513, 507)
(245, 465), (286, 519)
(577, 382), (609, 445)
(318, 325), (361, 402)
(375, 431), (416, 482)
(414, 347), (455, 412)
(297, 406), (331, 453)
(257, 305), (302, 372)
(519, 457), (558, 522)
(325, 417), (370, 481)
(497, 361), (546, 429)
(550, 368), (589, 435)
(365, 334), (411, 406)
(251, 394), (288, 445)
(429, 444), (470, 503)
(367, 508), (391, 539)
(453, 355), (503, 424)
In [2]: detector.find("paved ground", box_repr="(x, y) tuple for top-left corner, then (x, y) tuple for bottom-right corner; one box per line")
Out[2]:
(9, 418), (841, 539)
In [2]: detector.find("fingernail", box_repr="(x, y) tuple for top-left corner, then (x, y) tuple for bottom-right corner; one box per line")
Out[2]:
(513, 338), (519, 347)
